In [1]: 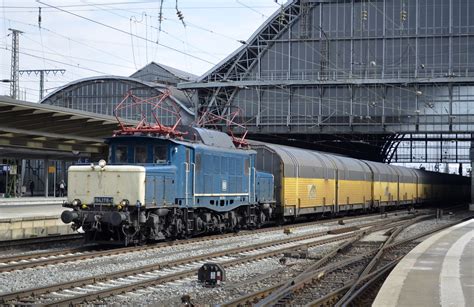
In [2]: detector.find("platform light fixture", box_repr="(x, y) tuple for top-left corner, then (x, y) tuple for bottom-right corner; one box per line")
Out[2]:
(99, 159), (107, 169)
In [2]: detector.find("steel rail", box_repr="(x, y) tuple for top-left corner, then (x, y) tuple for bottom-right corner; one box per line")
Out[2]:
(0, 226), (364, 304)
(44, 233), (364, 307)
(0, 234), (83, 249)
(13, 229), (369, 306)
(223, 215), (472, 307)
(252, 235), (364, 307)
(0, 214), (415, 273)
(297, 216), (474, 307)
(334, 215), (429, 306)
(338, 260), (399, 306)
(222, 236), (359, 307)
(304, 259), (399, 307)
(0, 246), (98, 264)
(2, 216), (417, 305)
(253, 215), (429, 307)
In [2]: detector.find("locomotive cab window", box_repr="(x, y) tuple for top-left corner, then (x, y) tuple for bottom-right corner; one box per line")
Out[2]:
(135, 146), (147, 163)
(153, 145), (168, 163)
(115, 145), (128, 163)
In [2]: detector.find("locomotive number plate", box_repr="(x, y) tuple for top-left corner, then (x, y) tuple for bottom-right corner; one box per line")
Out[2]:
(94, 197), (114, 204)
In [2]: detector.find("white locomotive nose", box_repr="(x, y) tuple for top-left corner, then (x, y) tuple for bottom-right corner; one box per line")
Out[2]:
(98, 159), (107, 168)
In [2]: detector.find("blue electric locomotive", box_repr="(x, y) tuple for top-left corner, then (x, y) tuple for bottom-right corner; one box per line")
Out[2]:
(61, 127), (275, 245)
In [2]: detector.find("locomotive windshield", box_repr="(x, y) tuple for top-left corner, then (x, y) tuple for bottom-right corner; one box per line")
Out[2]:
(108, 137), (170, 164)
(135, 146), (147, 163)
(153, 145), (168, 163)
(115, 145), (128, 163)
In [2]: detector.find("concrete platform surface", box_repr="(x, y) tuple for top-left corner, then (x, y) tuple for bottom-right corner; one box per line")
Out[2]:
(0, 198), (72, 240)
(0, 197), (65, 206)
(0, 197), (65, 219)
(373, 219), (474, 307)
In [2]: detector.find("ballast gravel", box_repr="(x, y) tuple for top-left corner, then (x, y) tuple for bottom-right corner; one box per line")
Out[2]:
(102, 242), (341, 306)
(0, 211), (411, 294)
(395, 211), (473, 242)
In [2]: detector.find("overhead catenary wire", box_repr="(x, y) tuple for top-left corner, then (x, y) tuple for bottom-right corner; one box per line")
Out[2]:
(36, 0), (216, 65)
(153, 0), (164, 61)
(80, 0), (269, 45)
(129, 15), (140, 69)
(49, 0), (226, 66)
(1, 45), (110, 75)
(1, 0), (7, 47)
(235, 0), (268, 19)
(19, 35), (135, 75)
(82, 1), (234, 60)
(175, 0), (185, 28)
(3, 2), (276, 11)
(0, 15), (137, 66)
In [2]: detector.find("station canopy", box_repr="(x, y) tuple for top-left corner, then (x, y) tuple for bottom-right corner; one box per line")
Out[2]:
(0, 95), (136, 160)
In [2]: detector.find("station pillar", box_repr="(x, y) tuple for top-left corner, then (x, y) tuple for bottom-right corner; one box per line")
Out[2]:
(44, 159), (49, 197)
(470, 141), (474, 211)
(61, 160), (66, 181)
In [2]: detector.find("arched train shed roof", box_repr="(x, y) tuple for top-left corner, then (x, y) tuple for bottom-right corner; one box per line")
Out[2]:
(40, 75), (195, 122)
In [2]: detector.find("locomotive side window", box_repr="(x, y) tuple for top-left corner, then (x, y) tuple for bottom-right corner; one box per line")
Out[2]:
(153, 145), (168, 163)
(244, 158), (250, 175)
(195, 153), (201, 171)
(186, 148), (190, 164)
(116, 145), (128, 163)
(135, 146), (147, 163)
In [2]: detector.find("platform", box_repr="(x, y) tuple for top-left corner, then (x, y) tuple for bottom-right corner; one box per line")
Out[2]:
(0, 197), (75, 241)
(0, 197), (65, 217)
(373, 219), (474, 307)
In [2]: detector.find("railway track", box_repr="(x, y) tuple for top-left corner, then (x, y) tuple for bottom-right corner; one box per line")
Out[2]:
(0, 211), (415, 273)
(223, 215), (472, 307)
(0, 233), (84, 249)
(0, 215), (416, 305)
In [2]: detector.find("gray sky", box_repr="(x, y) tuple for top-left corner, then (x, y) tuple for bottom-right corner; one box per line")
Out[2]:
(0, 0), (281, 101)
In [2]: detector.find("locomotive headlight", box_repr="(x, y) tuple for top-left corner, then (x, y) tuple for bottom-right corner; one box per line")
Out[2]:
(120, 199), (129, 207)
(72, 199), (81, 206)
(98, 159), (107, 169)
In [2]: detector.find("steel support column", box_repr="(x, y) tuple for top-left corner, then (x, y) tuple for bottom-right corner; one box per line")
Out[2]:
(470, 135), (474, 210)
(44, 158), (49, 197)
